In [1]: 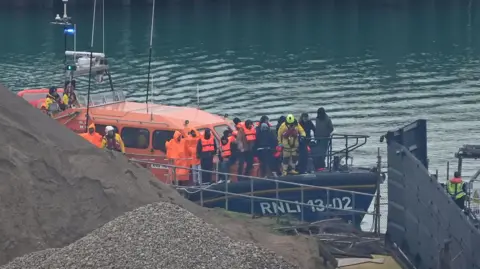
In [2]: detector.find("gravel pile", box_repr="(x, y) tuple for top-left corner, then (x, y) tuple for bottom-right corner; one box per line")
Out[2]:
(2, 202), (298, 269)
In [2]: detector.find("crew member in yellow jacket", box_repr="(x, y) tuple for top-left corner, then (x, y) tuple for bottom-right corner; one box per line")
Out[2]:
(277, 114), (306, 175)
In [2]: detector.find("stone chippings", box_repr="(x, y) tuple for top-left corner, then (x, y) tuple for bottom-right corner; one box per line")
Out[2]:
(2, 202), (298, 269)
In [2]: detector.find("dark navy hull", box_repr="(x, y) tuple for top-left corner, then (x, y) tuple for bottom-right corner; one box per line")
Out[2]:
(181, 169), (378, 227)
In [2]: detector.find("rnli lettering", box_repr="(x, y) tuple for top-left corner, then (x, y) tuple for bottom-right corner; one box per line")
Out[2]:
(259, 197), (353, 214)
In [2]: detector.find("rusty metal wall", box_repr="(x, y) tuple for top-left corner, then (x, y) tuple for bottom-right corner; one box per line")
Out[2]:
(386, 120), (480, 269)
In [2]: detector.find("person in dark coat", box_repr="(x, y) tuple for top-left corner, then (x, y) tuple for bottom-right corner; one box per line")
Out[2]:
(196, 129), (217, 184)
(313, 107), (334, 170)
(297, 113), (315, 173)
(274, 115), (287, 175)
(254, 123), (277, 177)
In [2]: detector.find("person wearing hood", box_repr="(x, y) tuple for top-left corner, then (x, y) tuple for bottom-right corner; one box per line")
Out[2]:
(297, 113), (315, 173)
(255, 115), (271, 131)
(277, 114), (306, 175)
(236, 119), (256, 179)
(276, 116), (286, 134)
(196, 129), (217, 184)
(219, 130), (237, 182)
(42, 86), (65, 114)
(446, 171), (467, 210)
(101, 126), (125, 153)
(313, 107), (334, 170)
(165, 131), (189, 185)
(255, 123), (277, 177)
(79, 122), (102, 148)
(184, 128), (202, 185)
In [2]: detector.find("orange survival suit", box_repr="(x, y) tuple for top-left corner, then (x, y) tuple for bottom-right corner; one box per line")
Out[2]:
(79, 123), (102, 148)
(165, 131), (189, 183)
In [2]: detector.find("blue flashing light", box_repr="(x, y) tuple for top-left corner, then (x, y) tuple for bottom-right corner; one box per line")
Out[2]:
(64, 28), (75, 35)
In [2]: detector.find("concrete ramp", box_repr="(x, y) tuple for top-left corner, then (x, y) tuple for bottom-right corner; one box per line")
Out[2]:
(385, 120), (480, 269)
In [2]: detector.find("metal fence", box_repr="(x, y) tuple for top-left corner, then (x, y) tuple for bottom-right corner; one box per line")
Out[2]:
(130, 159), (382, 233)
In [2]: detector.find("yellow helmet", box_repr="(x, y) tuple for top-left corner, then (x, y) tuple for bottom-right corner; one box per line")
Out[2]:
(286, 114), (295, 124)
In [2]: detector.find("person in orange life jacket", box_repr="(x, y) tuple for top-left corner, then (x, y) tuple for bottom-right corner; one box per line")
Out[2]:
(166, 131), (190, 185)
(196, 129), (217, 184)
(101, 126), (125, 153)
(233, 117), (242, 128)
(184, 129), (202, 185)
(79, 122), (103, 148)
(297, 113), (315, 174)
(254, 123), (277, 177)
(219, 130), (237, 182)
(446, 171), (467, 210)
(236, 120), (256, 179)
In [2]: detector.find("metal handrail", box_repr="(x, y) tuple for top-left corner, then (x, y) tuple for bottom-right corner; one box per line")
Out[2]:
(129, 159), (376, 197)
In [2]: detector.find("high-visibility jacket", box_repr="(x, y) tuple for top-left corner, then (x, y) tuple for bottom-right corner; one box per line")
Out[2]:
(447, 178), (466, 200)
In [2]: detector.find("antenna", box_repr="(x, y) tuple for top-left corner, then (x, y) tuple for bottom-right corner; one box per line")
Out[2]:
(145, 0), (156, 112)
(196, 84), (200, 108)
(85, 0), (97, 131)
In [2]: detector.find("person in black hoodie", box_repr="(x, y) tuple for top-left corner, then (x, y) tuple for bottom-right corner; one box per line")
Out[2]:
(273, 115), (287, 175)
(297, 113), (315, 173)
(196, 129), (217, 184)
(255, 123), (277, 177)
(313, 107), (334, 170)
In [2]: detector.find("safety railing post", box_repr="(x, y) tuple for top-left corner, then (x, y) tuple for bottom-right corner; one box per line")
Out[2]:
(352, 192), (356, 226)
(172, 164), (177, 186)
(250, 175), (254, 216)
(326, 189), (330, 213)
(225, 176), (229, 211)
(345, 135), (349, 161)
(300, 185), (304, 222)
(215, 161), (219, 183)
(275, 179), (279, 220)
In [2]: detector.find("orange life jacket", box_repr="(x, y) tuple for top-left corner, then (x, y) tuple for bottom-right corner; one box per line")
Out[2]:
(201, 136), (215, 152)
(244, 127), (256, 141)
(221, 136), (235, 158)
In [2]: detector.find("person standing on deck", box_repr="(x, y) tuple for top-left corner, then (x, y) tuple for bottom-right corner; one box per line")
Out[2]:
(184, 128), (202, 185)
(196, 129), (217, 184)
(446, 171), (467, 210)
(277, 114), (306, 175)
(298, 113), (315, 174)
(313, 107), (334, 170)
(219, 130), (237, 182)
(255, 123), (277, 177)
(63, 80), (78, 108)
(79, 122), (102, 148)
(101, 126), (125, 153)
(165, 131), (189, 185)
(236, 120), (256, 179)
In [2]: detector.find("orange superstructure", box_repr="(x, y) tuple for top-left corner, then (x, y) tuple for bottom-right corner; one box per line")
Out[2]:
(17, 89), (244, 183)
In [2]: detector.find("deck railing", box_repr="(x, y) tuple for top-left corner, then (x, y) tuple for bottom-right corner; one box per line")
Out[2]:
(130, 159), (381, 231)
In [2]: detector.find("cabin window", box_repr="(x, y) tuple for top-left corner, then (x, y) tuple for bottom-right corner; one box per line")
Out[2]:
(121, 127), (150, 149)
(94, 124), (118, 136)
(152, 130), (175, 152)
(214, 124), (231, 137)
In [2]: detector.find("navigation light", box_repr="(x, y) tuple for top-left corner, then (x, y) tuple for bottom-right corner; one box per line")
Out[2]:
(66, 65), (77, 71)
(64, 27), (75, 35)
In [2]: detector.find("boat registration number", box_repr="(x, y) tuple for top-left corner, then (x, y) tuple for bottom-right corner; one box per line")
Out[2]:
(259, 197), (353, 214)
